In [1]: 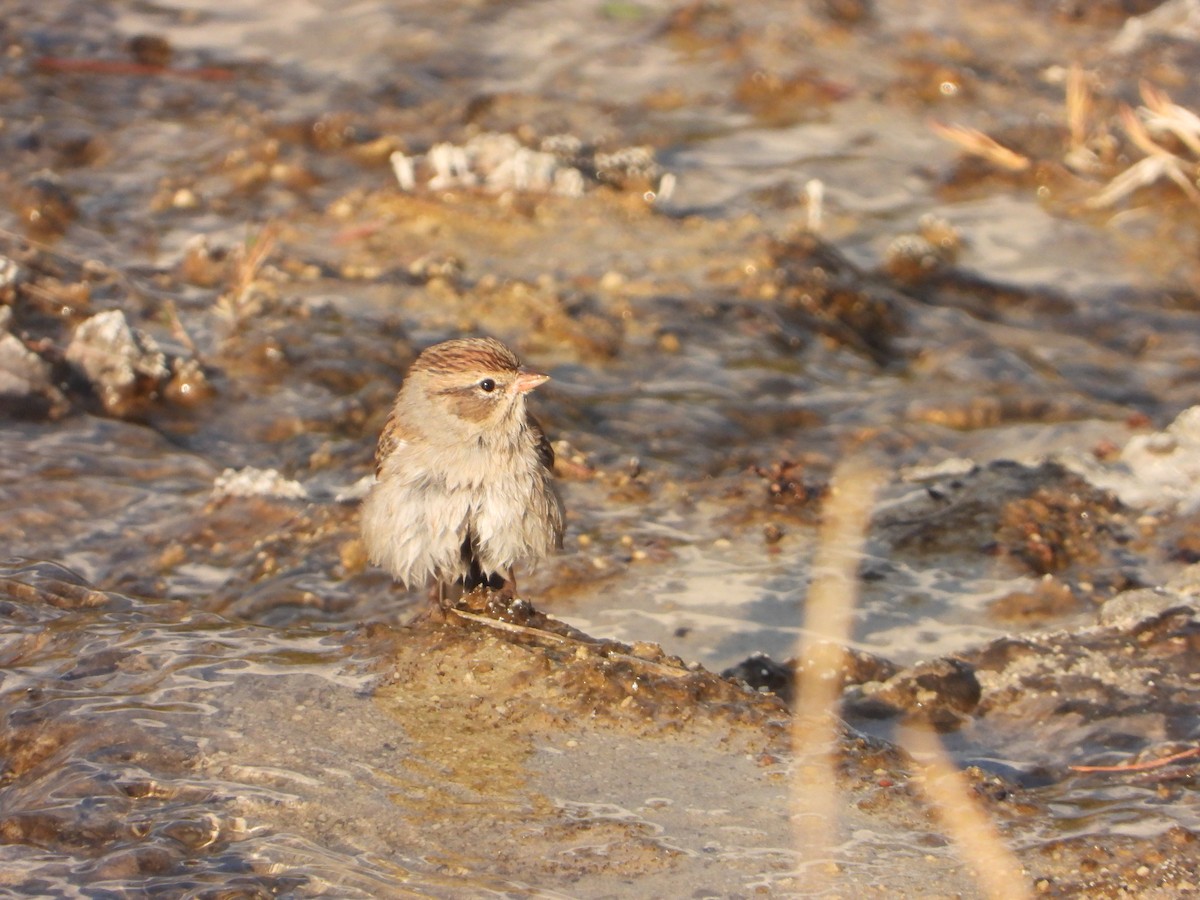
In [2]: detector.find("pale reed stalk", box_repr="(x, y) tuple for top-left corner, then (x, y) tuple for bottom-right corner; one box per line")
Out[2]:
(791, 458), (881, 889)
(901, 723), (1032, 900)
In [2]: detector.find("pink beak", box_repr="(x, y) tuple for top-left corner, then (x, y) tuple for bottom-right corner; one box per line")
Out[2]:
(514, 369), (550, 394)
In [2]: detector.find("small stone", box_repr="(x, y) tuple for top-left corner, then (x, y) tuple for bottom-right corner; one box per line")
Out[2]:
(851, 656), (981, 729)
(630, 641), (663, 660)
(65, 309), (170, 417)
(0, 332), (68, 418)
(16, 171), (77, 236)
(212, 467), (307, 501)
(0, 255), (20, 295)
(163, 357), (213, 406)
(340, 538), (368, 573)
(127, 33), (172, 67)
(178, 235), (229, 287)
(1098, 588), (1193, 629)
(882, 234), (944, 282)
(171, 187), (199, 209)
(158, 543), (187, 569)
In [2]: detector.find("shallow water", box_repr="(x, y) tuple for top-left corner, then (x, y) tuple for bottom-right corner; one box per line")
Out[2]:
(5, 0), (1200, 893)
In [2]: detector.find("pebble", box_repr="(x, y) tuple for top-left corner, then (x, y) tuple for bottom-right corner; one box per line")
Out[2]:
(1097, 588), (1193, 629)
(0, 314), (67, 417)
(65, 309), (169, 416)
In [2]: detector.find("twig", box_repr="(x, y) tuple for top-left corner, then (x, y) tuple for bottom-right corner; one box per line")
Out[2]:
(1139, 81), (1200, 156)
(159, 298), (199, 357)
(34, 57), (236, 81)
(929, 121), (1031, 172)
(1066, 64), (1094, 153)
(1069, 746), (1200, 773)
(446, 607), (579, 643)
(445, 607), (692, 679)
(215, 223), (279, 325)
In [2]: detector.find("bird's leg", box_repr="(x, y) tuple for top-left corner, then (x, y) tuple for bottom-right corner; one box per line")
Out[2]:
(475, 569), (538, 624)
(491, 568), (516, 603)
(454, 558), (490, 612)
(411, 580), (451, 623)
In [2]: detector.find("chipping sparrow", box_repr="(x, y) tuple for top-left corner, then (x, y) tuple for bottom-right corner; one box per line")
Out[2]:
(360, 337), (565, 602)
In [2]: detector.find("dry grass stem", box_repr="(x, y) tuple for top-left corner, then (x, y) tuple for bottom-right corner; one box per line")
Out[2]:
(902, 723), (1032, 900)
(1066, 64), (1093, 152)
(216, 223), (279, 324)
(447, 608), (692, 679)
(791, 458), (882, 889)
(928, 121), (1031, 172)
(1120, 103), (1172, 159)
(159, 298), (198, 356)
(804, 178), (825, 234)
(1091, 82), (1200, 208)
(1140, 81), (1200, 156)
(1069, 744), (1200, 773)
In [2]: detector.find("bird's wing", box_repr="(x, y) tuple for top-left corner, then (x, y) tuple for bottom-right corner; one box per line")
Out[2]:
(528, 414), (556, 471)
(374, 408), (412, 477)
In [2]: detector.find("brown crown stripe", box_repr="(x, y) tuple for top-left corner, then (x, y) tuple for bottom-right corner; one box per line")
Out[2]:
(413, 338), (521, 375)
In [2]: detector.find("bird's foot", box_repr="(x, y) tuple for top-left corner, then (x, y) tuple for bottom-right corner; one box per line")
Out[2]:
(442, 582), (536, 625)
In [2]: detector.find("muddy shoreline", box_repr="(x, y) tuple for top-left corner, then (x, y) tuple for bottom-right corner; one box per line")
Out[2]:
(4, 0), (1200, 895)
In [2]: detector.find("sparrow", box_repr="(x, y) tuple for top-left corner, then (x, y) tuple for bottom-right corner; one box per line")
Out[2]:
(360, 337), (564, 603)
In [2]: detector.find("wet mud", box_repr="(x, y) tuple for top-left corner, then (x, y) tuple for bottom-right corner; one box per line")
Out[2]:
(4, 0), (1200, 895)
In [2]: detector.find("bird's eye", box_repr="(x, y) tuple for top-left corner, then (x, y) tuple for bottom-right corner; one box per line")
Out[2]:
(479, 378), (496, 393)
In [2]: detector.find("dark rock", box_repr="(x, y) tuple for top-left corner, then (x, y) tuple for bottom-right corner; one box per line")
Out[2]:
(127, 34), (172, 68)
(723, 645), (900, 705)
(848, 657), (981, 731)
(16, 172), (78, 237)
(722, 652), (793, 701)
